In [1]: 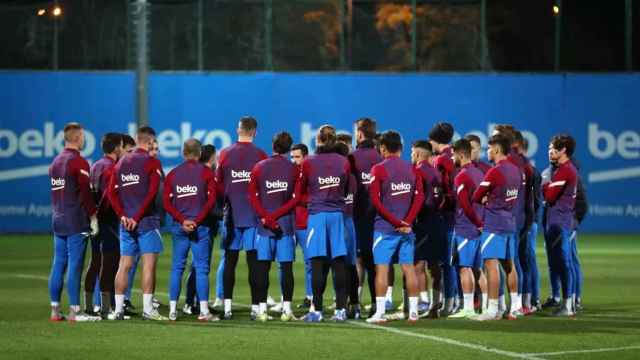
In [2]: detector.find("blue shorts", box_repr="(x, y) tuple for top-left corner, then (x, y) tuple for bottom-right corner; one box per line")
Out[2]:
(480, 231), (516, 261)
(93, 221), (119, 253)
(256, 234), (295, 262)
(453, 234), (481, 268)
(120, 226), (163, 256)
(222, 226), (257, 251)
(344, 217), (357, 265)
(305, 212), (346, 260)
(373, 231), (415, 265)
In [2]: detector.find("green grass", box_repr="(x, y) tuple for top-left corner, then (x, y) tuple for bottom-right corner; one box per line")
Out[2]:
(0, 234), (639, 360)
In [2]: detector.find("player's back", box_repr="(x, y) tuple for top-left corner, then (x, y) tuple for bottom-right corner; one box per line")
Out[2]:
(115, 148), (160, 230)
(508, 150), (531, 230)
(454, 164), (484, 236)
(217, 142), (267, 227)
(344, 172), (357, 218)
(90, 156), (116, 220)
(372, 156), (417, 233)
(49, 148), (90, 235)
(349, 145), (382, 220)
(254, 155), (297, 212)
(434, 146), (456, 226)
(303, 152), (350, 214)
(483, 159), (521, 234)
(415, 160), (442, 222)
(166, 160), (210, 219)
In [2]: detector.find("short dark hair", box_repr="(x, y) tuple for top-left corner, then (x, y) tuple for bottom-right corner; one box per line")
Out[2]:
(183, 138), (202, 157)
(137, 126), (156, 137)
(513, 130), (524, 145)
(122, 134), (136, 148)
(63, 122), (83, 142)
(199, 144), (216, 164)
(380, 131), (402, 153)
(550, 134), (576, 157)
(355, 118), (377, 140)
(488, 134), (511, 156)
(465, 134), (481, 145)
(334, 142), (350, 157)
(291, 143), (309, 156)
(428, 122), (454, 144)
(239, 116), (258, 132)
(494, 124), (516, 145)
(453, 138), (472, 158)
(412, 140), (432, 155)
(272, 132), (293, 154)
(101, 132), (122, 154)
(317, 124), (337, 147)
(336, 133), (352, 145)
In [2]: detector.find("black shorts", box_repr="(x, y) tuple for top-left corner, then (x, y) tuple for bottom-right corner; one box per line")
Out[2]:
(414, 215), (447, 263)
(354, 216), (375, 257)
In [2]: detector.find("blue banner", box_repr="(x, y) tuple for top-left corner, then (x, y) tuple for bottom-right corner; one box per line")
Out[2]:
(1, 72), (638, 233)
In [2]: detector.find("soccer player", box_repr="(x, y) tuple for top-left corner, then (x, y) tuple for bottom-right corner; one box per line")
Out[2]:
(428, 122), (458, 315)
(215, 116), (268, 319)
(121, 133), (138, 314)
(291, 143), (313, 309)
(108, 126), (167, 320)
(411, 140), (444, 315)
(471, 134), (522, 321)
(466, 134), (492, 174)
(543, 134), (578, 317)
(366, 131), (424, 323)
(297, 125), (351, 322)
(163, 139), (218, 322)
(184, 144), (222, 313)
(349, 118), (382, 316)
(335, 141), (361, 319)
(247, 132), (299, 322)
(448, 139), (484, 319)
(85, 132), (123, 318)
(48, 122), (100, 322)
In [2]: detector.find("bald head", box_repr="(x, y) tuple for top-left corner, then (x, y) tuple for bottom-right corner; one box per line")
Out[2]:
(183, 138), (202, 160)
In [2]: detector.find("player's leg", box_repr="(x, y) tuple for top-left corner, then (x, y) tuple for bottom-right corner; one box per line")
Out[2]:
(220, 225), (243, 318)
(192, 226), (216, 321)
(48, 234), (68, 321)
(473, 232), (504, 321)
(571, 231), (583, 310)
(98, 223), (120, 316)
(442, 230), (458, 315)
(246, 249), (260, 318)
(139, 229), (165, 320)
(367, 232), (397, 322)
(215, 248), (225, 307)
(168, 230), (190, 320)
(185, 264), (197, 311)
(125, 255), (139, 304)
(475, 269), (488, 311)
(280, 261), (295, 320)
(505, 233), (522, 317)
(553, 227), (575, 316)
(450, 236), (478, 318)
(528, 223), (541, 308)
(368, 263), (389, 323)
(398, 233), (419, 321)
(518, 230), (531, 312)
(542, 227), (561, 308)
(84, 235), (101, 314)
(356, 220), (377, 315)
(67, 233), (97, 321)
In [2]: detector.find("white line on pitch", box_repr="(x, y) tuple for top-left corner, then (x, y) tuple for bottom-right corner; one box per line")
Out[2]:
(349, 321), (544, 360)
(525, 345), (640, 356)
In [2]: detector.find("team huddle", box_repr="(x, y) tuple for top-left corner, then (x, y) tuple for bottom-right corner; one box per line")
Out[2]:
(47, 117), (585, 323)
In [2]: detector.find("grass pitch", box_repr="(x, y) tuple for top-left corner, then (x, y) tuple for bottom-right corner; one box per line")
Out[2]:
(0, 233), (639, 360)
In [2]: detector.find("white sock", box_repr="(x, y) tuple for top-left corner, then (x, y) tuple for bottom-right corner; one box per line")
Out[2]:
(259, 302), (267, 315)
(487, 299), (499, 315)
(523, 293), (532, 308)
(51, 302), (60, 307)
(420, 291), (429, 303)
(482, 292), (488, 310)
(499, 295), (506, 311)
(409, 296), (418, 314)
(251, 304), (259, 314)
(357, 286), (363, 300)
(553, 296), (561, 303)
(224, 299), (232, 313)
(169, 300), (177, 314)
(563, 298), (572, 311)
(115, 294), (125, 314)
(444, 297), (455, 312)
(385, 287), (393, 301)
(509, 292), (521, 311)
(200, 301), (209, 315)
(463, 293), (474, 311)
(376, 297), (386, 317)
(306, 295), (313, 301)
(143, 293), (153, 314)
(283, 301), (292, 314)
(70, 305), (80, 313)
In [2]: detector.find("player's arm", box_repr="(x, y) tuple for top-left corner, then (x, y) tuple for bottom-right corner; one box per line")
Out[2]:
(214, 150), (226, 196)
(132, 158), (162, 223)
(270, 165), (303, 221)
(472, 167), (499, 204)
(162, 170), (187, 224)
(247, 164), (270, 221)
(72, 157), (97, 217)
(194, 168), (218, 225)
(523, 164), (535, 229)
(543, 165), (575, 205)
(456, 173), (483, 228)
(107, 165), (126, 219)
(403, 168), (425, 225)
(369, 164), (403, 228)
